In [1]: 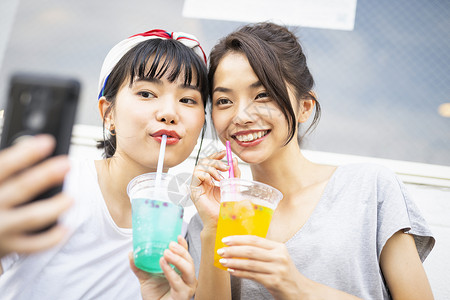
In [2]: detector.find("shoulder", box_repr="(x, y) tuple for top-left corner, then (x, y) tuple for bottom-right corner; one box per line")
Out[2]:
(335, 163), (400, 186)
(64, 159), (97, 192)
(61, 159), (101, 225)
(67, 158), (97, 177)
(337, 162), (396, 177)
(325, 163), (405, 206)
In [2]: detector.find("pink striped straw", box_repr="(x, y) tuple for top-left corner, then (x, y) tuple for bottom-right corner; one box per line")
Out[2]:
(225, 141), (235, 178)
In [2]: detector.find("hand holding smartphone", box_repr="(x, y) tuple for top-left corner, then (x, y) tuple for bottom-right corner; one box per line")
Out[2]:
(0, 73), (80, 233)
(0, 136), (73, 262)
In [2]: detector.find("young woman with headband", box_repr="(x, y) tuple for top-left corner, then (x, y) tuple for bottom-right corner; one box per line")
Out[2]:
(0, 29), (207, 300)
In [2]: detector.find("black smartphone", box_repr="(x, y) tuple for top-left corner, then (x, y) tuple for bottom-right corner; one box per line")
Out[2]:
(0, 73), (80, 232)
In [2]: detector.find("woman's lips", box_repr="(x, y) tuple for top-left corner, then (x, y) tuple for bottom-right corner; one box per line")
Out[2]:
(151, 130), (181, 145)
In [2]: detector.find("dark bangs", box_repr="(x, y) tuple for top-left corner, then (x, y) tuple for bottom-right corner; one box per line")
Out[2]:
(105, 39), (208, 107)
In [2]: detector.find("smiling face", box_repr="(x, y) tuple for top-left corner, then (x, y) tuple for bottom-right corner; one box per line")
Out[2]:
(103, 70), (205, 170)
(211, 52), (297, 165)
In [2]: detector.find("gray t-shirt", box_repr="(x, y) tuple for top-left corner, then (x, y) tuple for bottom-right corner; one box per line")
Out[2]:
(186, 163), (435, 299)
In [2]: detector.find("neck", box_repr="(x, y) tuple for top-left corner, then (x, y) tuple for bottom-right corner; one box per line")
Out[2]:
(249, 141), (315, 201)
(96, 155), (164, 205)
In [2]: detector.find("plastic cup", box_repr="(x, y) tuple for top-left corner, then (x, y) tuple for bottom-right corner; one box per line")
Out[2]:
(213, 178), (283, 270)
(127, 172), (189, 274)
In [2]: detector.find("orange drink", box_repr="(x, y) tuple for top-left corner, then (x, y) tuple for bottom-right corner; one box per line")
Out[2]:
(214, 178), (283, 270)
(214, 200), (274, 270)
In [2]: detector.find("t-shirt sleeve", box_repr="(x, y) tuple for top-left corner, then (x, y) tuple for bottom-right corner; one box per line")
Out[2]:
(181, 220), (188, 238)
(186, 213), (203, 279)
(375, 166), (435, 261)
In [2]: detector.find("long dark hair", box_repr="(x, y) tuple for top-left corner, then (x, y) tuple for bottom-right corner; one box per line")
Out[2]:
(97, 38), (208, 158)
(208, 22), (321, 144)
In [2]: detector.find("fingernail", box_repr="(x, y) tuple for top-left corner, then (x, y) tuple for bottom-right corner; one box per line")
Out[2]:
(219, 174), (225, 180)
(219, 258), (228, 265)
(222, 237), (231, 245)
(227, 268), (235, 273)
(15, 135), (34, 146)
(17, 135), (50, 151)
(217, 248), (225, 256)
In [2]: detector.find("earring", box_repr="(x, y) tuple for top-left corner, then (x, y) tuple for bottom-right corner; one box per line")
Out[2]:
(109, 124), (116, 136)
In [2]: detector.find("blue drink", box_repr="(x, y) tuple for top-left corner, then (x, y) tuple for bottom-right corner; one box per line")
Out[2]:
(127, 172), (189, 275)
(132, 198), (183, 273)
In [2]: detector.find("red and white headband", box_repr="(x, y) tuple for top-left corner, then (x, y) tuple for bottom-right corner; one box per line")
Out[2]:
(98, 29), (207, 99)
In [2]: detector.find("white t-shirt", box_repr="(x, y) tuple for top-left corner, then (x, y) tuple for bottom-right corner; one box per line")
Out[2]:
(0, 159), (142, 300)
(187, 163), (435, 300)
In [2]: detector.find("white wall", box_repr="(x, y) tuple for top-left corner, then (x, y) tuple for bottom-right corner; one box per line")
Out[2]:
(71, 124), (450, 299)
(409, 184), (450, 300)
